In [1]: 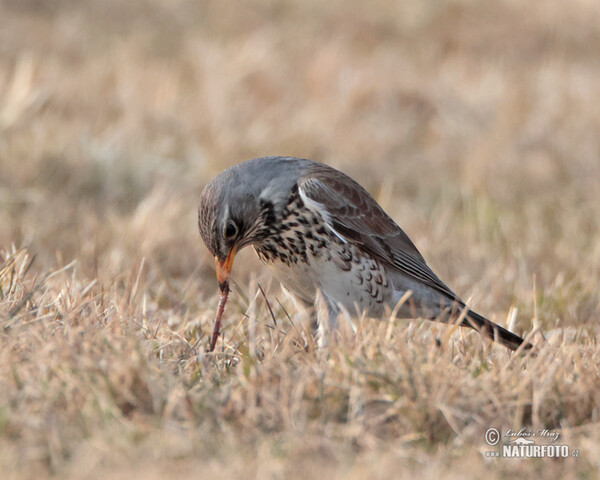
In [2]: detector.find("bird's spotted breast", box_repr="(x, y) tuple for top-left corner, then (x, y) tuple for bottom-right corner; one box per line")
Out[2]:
(254, 184), (310, 265)
(254, 183), (393, 316)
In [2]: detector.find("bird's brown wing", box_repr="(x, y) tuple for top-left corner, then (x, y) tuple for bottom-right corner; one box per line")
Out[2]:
(298, 165), (462, 304)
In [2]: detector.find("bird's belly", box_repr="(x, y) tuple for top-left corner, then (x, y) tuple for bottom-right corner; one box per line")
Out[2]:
(318, 253), (394, 317)
(260, 255), (318, 306)
(256, 244), (395, 318)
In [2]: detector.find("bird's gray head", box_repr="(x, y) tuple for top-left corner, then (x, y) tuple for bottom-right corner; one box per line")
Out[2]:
(198, 156), (308, 286)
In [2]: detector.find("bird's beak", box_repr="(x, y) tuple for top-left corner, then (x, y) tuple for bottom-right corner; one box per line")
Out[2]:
(215, 247), (237, 288)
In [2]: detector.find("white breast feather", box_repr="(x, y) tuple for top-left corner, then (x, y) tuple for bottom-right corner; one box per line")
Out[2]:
(298, 185), (347, 244)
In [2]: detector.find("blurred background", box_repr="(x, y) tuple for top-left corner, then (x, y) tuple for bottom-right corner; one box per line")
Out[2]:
(2, 2), (600, 478)
(1, 0), (599, 324)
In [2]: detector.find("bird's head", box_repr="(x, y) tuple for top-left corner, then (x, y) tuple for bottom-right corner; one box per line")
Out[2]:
(198, 176), (261, 288)
(198, 157), (303, 288)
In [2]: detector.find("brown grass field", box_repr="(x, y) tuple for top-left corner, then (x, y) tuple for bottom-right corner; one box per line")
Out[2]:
(1, 1), (599, 478)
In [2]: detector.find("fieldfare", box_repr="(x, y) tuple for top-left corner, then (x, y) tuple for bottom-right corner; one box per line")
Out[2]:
(198, 156), (530, 351)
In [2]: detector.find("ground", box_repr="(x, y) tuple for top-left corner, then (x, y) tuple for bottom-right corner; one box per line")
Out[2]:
(0, 1), (599, 478)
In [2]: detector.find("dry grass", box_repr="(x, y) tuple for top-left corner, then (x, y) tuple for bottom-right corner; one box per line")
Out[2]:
(1, 0), (599, 478)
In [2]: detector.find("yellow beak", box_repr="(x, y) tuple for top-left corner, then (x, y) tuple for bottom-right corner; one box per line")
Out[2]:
(215, 247), (237, 286)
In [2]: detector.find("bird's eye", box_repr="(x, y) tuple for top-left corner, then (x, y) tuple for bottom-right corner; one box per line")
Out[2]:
(224, 221), (238, 239)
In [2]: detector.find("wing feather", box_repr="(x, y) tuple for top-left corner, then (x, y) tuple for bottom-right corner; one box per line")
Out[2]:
(298, 164), (462, 304)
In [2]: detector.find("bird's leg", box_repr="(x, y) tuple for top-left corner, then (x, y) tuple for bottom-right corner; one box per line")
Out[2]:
(313, 289), (339, 348)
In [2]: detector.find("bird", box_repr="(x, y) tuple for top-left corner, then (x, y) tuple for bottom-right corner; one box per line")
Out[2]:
(198, 156), (530, 351)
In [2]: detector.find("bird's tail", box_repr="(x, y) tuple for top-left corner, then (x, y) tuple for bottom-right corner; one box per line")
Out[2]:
(461, 309), (532, 351)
